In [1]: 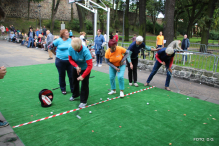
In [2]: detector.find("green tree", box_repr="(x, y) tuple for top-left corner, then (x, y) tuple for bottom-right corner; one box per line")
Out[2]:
(163, 0), (176, 46)
(138, 0), (147, 43)
(71, 3), (74, 21)
(179, 0), (208, 38)
(76, 0), (86, 32)
(200, 0), (219, 49)
(146, 0), (163, 35)
(50, 0), (61, 34)
(124, 0), (129, 41)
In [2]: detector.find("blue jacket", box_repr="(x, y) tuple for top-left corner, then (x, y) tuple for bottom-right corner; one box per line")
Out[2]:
(94, 34), (105, 54)
(181, 38), (190, 50)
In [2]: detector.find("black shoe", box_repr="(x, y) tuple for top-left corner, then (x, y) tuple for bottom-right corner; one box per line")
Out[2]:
(48, 58), (53, 60)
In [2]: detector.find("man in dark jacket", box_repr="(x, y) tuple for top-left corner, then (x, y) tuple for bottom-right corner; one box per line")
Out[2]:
(27, 29), (35, 48)
(42, 26), (47, 36)
(181, 34), (190, 61)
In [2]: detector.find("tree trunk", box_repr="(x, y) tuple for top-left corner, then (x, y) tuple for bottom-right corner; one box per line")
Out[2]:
(200, 0), (218, 51)
(112, 0), (115, 20)
(28, 0), (30, 20)
(50, 0), (61, 34)
(139, 0), (146, 43)
(132, 2), (139, 31)
(113, 0), (119, 29)
(71, 3), (73, 21)
(50, 0), (55, 33)
(163, 0), (175, 47)
(151, 14), (156, 35)
(76, 2), (86, 31)
(187, 22), (193, 38)
(124, 0), (129, 41)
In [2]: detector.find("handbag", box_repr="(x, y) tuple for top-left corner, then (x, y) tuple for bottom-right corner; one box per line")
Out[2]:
(100, 48), (105, 57)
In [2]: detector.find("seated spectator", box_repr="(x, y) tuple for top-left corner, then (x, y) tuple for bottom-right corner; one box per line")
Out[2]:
(12, 32), (17, 42)
(21, 33), (28, 45)
(9, 32), (14, 42)
(34, 35), (39, 48)
(36, 28), (40, 37)
(42, 36), (47, 51)
(16, 32), (23, 43)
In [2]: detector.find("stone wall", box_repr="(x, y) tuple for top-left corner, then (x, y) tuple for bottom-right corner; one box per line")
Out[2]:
(1, 0), (163, 25)
(137, 59), (219, 88)
(0, 0), (80, 20)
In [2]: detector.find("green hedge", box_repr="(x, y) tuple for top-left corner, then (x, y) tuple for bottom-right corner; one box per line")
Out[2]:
(209, 30), (219, 40)
(146, 20), (163, 34)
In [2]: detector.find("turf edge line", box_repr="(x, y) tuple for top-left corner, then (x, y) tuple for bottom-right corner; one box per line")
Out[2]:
(13, 86), (156, 128)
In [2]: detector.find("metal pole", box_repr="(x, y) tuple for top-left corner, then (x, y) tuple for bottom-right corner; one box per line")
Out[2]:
(106, 7), (110, 49)
(94, 9), (97, 41)
(122, 10), (125, 47)
(40, 9), (41, 29)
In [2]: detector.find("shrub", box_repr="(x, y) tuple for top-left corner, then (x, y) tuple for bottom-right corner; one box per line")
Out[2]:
(209, 30), (219, 40)
(67, 19), (80, 31)
(45, 20), (60, 30)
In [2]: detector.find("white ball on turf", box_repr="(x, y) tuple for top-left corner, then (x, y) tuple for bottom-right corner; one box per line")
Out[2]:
(187, 98), (189, 100)
(50, 112), (53, 114)
(100, 98), (102, 100)
(89, 111), (92, 113)
(147, 103), (149, 105)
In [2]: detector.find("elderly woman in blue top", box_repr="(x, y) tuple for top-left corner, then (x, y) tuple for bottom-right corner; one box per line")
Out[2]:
(52, 29), (73, 95)
(68, 38), (93, 108)
(126, 36), (160, 87)
(94, 29), (105, 67)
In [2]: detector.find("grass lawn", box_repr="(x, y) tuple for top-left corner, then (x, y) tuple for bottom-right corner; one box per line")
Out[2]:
(0, 63), (219, 146)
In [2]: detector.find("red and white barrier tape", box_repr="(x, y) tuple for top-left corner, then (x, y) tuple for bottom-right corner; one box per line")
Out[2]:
(13, 86), (155, 128)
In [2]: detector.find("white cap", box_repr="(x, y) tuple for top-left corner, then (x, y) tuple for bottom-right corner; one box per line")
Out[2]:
(136, 36), (143, 42)
(165, 47), (174, 55)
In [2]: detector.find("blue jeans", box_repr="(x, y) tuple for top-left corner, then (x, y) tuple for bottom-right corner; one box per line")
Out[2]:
(146, 61), (171, 87)
(157, 45), (162, 48)
(182, 49), (187, 61)
(55, 57), (74, 92)
(27, 37), (34, 48)
(96, 54), (103, 64)
(109, 65), (126, 90)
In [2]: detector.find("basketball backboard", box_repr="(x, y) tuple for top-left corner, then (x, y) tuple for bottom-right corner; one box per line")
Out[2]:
(69, 0), (82, 4)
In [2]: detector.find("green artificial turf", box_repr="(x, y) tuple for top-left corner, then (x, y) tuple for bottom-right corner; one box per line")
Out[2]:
(0, 63), (219, 146)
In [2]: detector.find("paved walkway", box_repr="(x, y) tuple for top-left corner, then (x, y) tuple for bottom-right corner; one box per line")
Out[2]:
(0, 40), (219, 146)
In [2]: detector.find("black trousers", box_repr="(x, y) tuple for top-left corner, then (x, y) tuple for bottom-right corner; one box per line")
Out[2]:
(126, 58), (138, 83)
(72, 67), (90, 103)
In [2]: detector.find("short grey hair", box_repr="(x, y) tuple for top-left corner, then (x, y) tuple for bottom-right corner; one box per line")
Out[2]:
(165, 47), (174, 55)
(136, 36), (143, 42)
(71, 38), (82, 51)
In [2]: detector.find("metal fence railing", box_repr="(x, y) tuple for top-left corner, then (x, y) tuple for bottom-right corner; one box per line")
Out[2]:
(207, 45), (219, 55)
(174, 50), (219, 72)
(119, 42), (219, 72)
(190, 43), (207, 52)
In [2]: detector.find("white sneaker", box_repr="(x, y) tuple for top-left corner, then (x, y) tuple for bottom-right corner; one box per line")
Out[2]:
(129, 83), (133, 86)
(108, 90), (116, 95)
(69, 96), (75, 101)
(78, 103), (87, 108)
(120, 91), (124, 97)
(94, 64), (98, 66)
(134, 83), (139, 87)
(98, 64), (102, 67)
